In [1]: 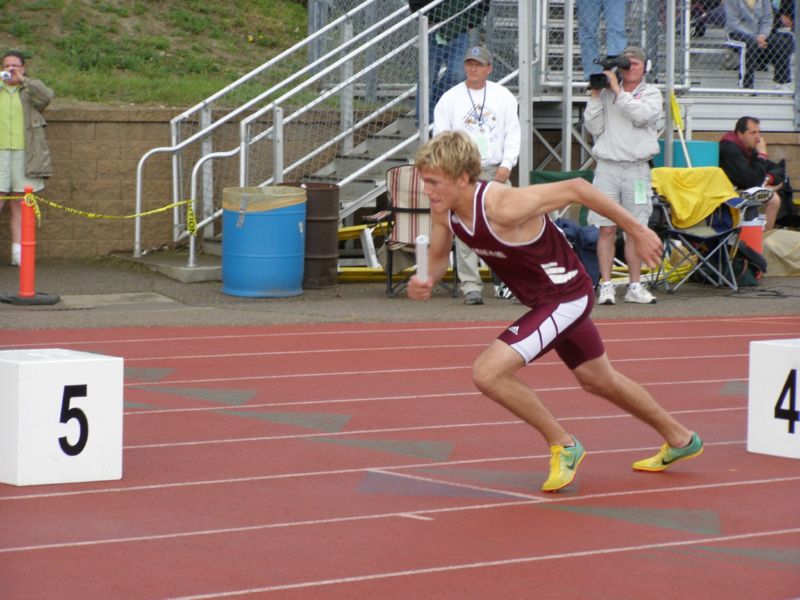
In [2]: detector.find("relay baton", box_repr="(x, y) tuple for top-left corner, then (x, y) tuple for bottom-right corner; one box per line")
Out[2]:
(415, 234), (429, 281)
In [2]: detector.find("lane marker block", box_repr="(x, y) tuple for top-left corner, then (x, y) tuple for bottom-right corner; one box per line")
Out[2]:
(0, 348), (124, 486)
(748, 339), (800, 459)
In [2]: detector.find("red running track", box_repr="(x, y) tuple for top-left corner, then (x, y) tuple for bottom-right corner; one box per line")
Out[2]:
(1, 316), (799, 599)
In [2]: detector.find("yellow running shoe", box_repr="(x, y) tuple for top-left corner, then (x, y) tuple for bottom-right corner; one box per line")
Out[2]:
(541, 437), (585, 493)
(632, 432), (704, 472)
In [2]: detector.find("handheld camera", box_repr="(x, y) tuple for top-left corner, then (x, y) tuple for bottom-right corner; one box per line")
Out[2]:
(588, 55), (631, 90)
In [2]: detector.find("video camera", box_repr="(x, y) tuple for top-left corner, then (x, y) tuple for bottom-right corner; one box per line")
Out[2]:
(588, 55), (631, 90)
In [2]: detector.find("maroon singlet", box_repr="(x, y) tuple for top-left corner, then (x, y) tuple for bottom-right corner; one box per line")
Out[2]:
(449, 181), (594, 308)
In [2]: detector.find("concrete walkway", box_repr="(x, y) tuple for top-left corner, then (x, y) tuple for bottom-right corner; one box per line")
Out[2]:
(1, 254), (798, 330)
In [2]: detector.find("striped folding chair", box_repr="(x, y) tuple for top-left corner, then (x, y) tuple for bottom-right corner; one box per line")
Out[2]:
(376, 164), (458, 297)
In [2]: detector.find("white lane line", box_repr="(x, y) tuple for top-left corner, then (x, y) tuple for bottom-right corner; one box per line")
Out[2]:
(398, 513), (434, 521)
(119, 343), (779, 362)
(123, 354), (755, 387)
(122, 406), (745, 450)
(0, 317), (797, 349)
(124, 381), (742, 416)
(0, 325), (512, 349)
(173, 527), (800, 598)
(367, 468), (545, 502)
(0, 439), (751, 502)
(2, 476), (798, 555)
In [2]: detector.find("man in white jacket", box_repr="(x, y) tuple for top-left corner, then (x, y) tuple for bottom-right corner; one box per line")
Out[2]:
(584, 46), (662, 306)
(433, 45), (521, 305)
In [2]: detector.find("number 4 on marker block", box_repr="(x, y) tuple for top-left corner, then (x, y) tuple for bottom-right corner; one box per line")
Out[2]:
(774, 369), (799, 434)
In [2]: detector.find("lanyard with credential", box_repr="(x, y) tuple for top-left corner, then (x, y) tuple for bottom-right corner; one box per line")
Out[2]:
(466, 85), (486, 131)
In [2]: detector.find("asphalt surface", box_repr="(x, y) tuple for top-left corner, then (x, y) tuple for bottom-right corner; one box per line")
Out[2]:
(0, 253), (798, 331)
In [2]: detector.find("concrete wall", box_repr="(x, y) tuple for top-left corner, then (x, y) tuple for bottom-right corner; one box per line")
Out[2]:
(0, 105), (178, 263)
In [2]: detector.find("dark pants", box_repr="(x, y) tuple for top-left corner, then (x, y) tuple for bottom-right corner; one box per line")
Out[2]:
(728, 30), (795, 88)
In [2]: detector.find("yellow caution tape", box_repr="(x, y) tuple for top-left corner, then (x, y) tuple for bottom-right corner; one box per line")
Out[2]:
(23, 191), (42, 224)
(0, 194), (198, 236)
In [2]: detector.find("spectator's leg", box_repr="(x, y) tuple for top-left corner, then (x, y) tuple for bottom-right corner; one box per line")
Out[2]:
(455, 237), (483, 297)
(728, 31), (757, 88)
(577, 0), (603, 78)
(425, 36), (447, 122)
(603, 0), (629, 57)
(769, 32), (795, 84)
(9, 195), (20, 246)
(2, 194), (21, 265)
(764, 195), (780, 231)
(441, 30), (469, 91)
(588, 161), (624, 283)
(705, 4), (726, 28)
(596, 225), (617, 282)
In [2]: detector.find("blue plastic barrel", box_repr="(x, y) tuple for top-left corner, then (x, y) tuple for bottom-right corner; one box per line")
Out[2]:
(653, 140), (719, 168)
(221, 186), (307, 297)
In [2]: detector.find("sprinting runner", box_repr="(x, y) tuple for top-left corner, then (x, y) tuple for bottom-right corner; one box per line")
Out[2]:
(409, 131), (703, 493)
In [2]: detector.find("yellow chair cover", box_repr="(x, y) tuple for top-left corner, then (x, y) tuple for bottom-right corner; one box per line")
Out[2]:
(651, 167), (740, 229)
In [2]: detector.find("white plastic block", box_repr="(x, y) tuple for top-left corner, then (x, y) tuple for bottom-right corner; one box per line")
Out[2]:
(748, 339), (800, 459)
(0, 348), (124, 486)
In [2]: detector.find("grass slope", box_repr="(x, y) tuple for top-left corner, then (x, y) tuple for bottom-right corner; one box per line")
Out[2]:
(1, 0), (307, 107)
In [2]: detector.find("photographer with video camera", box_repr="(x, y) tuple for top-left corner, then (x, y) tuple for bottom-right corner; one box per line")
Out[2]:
(584, 46), (663, 306)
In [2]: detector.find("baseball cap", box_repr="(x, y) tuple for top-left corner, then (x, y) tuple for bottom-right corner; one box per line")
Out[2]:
(622, 46), (647, 63)
(464, 46), (492, 65)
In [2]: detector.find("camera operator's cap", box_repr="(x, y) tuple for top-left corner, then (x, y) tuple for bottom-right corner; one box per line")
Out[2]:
(622, 46), (647, 63)
(464, 46), (492, 65)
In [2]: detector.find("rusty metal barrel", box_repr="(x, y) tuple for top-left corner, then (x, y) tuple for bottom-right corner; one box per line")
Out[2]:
(282, 182), (339, 289)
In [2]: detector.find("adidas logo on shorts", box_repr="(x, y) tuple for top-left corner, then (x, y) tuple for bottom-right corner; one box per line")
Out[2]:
(508, 325), (520, 335)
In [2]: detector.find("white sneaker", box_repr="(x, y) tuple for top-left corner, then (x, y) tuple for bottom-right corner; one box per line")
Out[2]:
(741, 186), (774, 205)
(625, 282), (657, 304)
(10, 243), (20, 267)
(494, 282), (515, 300)
(597, 282), (616, 305)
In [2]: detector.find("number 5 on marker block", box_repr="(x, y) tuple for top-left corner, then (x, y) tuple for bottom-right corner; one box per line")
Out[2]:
(0, 348), (124, 486)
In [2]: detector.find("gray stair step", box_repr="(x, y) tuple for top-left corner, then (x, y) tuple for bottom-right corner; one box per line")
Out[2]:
(357, 133), (417, 156)
(334, 154), (409, 179)
(375, 114), (419, 137)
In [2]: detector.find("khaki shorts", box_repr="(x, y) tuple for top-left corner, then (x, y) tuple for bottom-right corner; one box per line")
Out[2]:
(587, 159), (652, 227)
(0, 150), (44, 193)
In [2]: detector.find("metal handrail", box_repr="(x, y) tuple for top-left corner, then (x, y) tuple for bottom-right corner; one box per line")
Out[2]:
(173, 0), (488, 267)
(237, 0), (478, 161)
(189, 0), (505, 267)
(138, 0), (797, 267)
(134, 0), (395, 257)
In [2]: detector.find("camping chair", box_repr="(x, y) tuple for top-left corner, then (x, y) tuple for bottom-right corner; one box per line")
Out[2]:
(650, 166), (756, 293)
(366, 164), (458, 297)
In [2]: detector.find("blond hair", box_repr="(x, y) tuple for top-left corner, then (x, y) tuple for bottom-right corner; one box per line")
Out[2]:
(414, 131), (481, 183)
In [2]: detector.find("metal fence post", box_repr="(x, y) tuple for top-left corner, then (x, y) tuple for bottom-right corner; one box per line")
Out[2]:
(518, 0), (533, 186)
(665, 0), (676, 167)
(273, 105), (284, 184)
(341, 16), (355, 155)
(418, 13), (430, 144)
(561, 0), (574, 171)
(200, 105), (214, 240)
